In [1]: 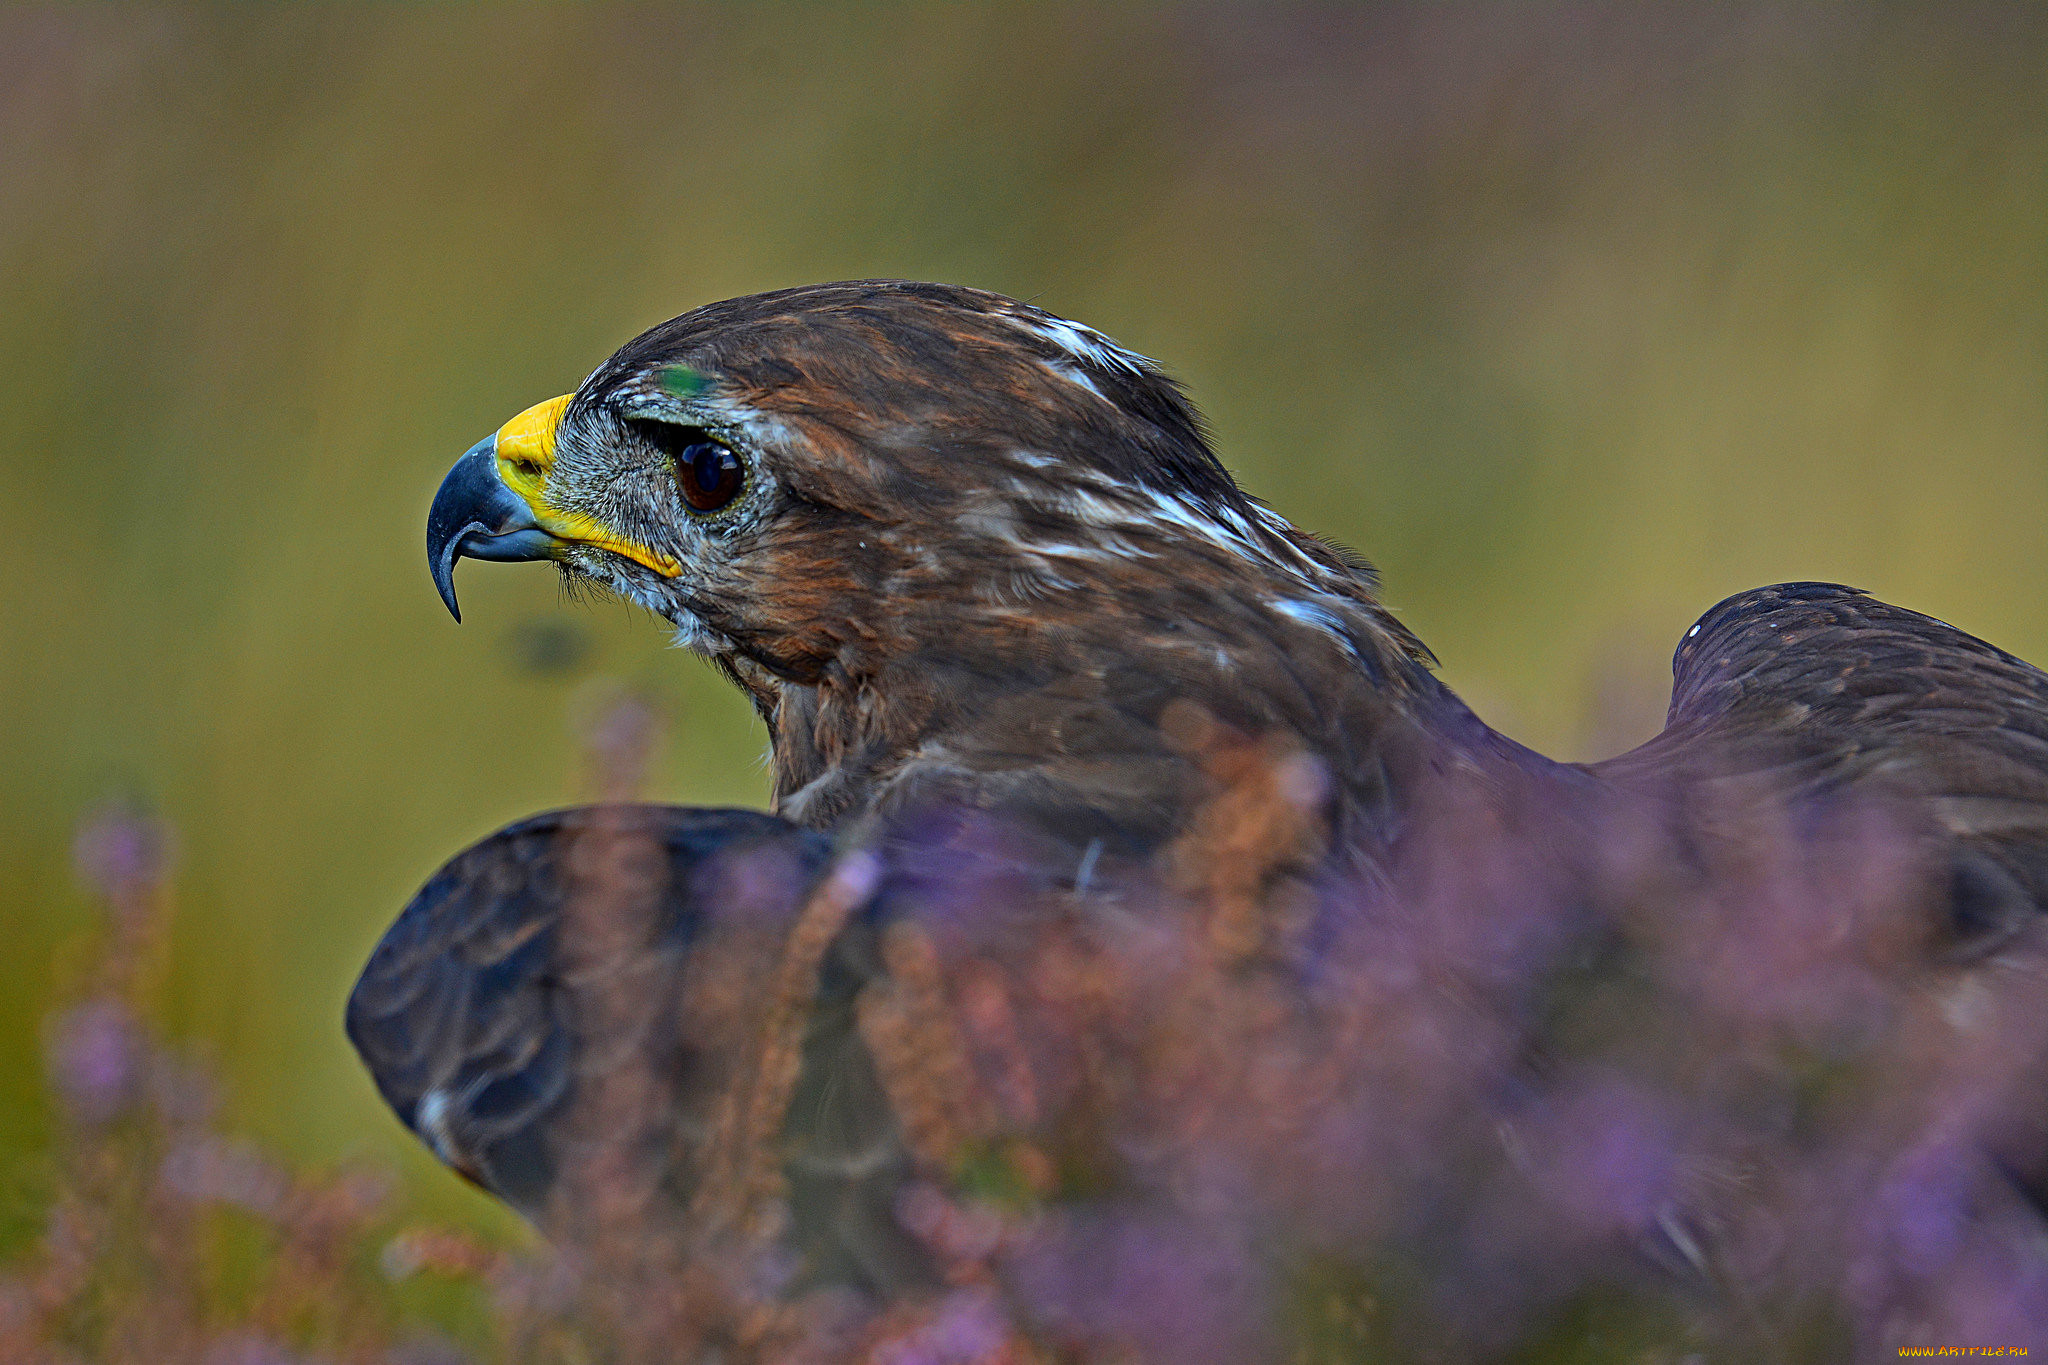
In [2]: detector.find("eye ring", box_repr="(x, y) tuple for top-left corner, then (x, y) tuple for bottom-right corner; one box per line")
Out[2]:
(676, 439), (744, 513)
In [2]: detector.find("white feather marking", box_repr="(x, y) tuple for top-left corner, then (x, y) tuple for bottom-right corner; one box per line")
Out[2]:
(1035, 538), (1136, 563)
(1044, 359), (1107, 400)
(1273, 595), (1374, 670)
(415, 1088), (464, 1166)
(1017, 316), (1152, 376)
(1054, 484), (1325, 588)
(1274, 597), (1350, 637)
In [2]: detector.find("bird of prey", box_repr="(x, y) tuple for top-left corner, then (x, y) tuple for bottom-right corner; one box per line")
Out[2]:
(355, 281), (2048, 1354)
(420, 281), (1486, 858)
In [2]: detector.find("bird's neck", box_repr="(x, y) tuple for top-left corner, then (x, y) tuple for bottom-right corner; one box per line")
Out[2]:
(745, 540), (1462, 846)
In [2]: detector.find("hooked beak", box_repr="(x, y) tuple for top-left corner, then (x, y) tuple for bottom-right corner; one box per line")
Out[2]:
(425, 437), (559, 622)
(426, 393), (681, 622)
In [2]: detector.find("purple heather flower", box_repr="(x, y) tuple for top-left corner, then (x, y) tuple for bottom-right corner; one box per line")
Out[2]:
(45, 999), (139, 1124)
(869, 1289), (1011, 1365)
(71, 803), (170, 904)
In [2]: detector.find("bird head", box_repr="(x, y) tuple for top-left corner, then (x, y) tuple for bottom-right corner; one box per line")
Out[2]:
(430, 282), (1360, 666)
(429, 282), (1440, 827)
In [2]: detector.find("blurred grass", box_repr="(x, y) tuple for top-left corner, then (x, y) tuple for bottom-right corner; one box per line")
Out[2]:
(0, 3), (2040, 1254)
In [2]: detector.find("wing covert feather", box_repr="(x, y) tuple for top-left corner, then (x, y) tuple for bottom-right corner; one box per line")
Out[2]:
(1598, 582), (2048, 952)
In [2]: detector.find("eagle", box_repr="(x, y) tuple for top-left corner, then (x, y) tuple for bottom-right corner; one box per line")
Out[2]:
(352, 282), (2048, 1357)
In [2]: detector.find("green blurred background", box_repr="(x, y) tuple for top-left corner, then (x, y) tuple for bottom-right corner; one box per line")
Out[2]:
(1, 5), (2041, 1246)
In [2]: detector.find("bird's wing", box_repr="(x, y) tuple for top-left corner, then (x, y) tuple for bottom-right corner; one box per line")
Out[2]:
(1593, 581), (2048, 952)
(345, 805), (830, 1219)
(347, 804), (932, 1289)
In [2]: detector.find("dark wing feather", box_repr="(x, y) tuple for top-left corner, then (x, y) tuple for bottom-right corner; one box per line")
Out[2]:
(346, 806), (831, 1220)
(348, 805), (932, 1291)
(1597, 582), (2048, 952)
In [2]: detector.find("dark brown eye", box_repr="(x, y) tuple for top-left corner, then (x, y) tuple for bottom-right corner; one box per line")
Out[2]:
(629, 418), (746, 514)
(678, 440), (742, 511)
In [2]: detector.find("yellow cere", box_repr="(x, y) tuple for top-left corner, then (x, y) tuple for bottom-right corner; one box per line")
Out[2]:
(493, 393), (683, 578)
(492, 393), (573, 494)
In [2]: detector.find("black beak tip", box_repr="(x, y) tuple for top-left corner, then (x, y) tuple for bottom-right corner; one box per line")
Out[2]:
(431, 540), (465, 623)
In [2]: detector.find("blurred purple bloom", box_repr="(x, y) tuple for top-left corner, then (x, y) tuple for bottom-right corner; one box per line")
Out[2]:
(71, 802), (171, 903)
(160, 1136), (289, 1217)
(868, 1293), (1011, 1365)
(1534, 1078), (1680, 1237)
(1873, 1143), (1973, 1280)
(45, 999), (139, 1123)
(869, 1289), (1011, 1365)
(1007, 1212), (1263, 1365)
